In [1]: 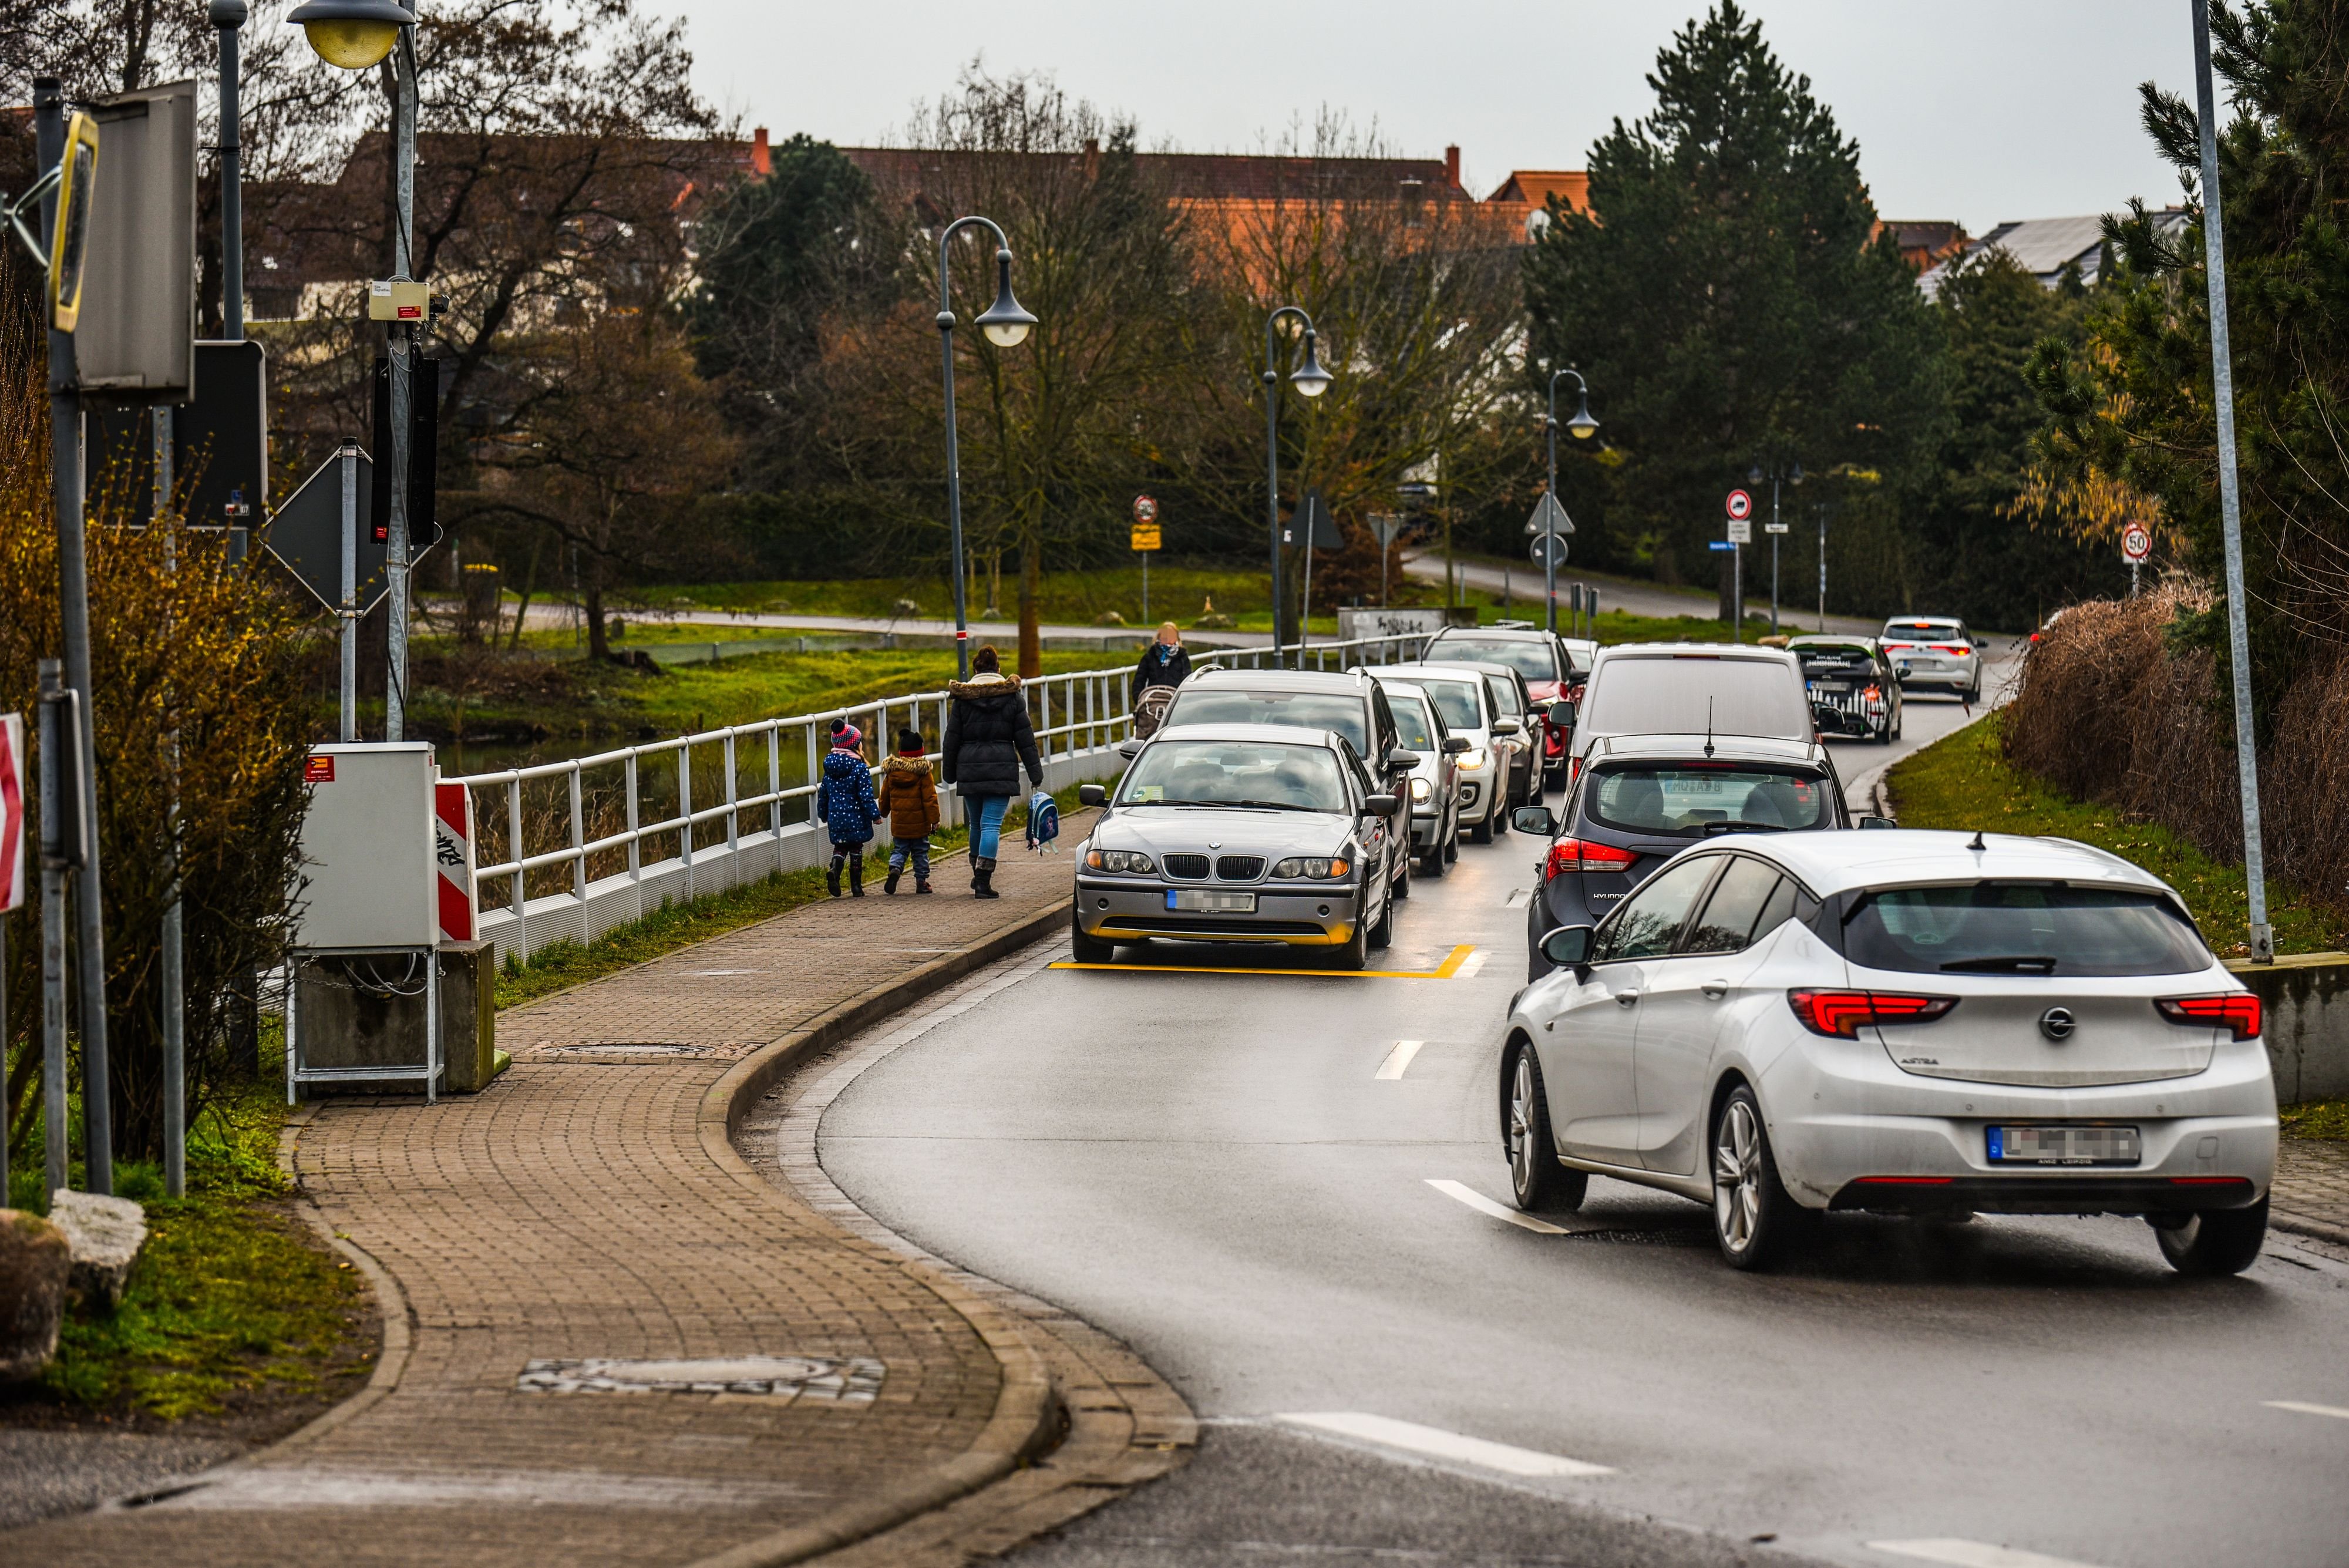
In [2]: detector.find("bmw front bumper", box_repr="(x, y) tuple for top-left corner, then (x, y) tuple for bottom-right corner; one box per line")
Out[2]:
(1075, 879), (1357, 945)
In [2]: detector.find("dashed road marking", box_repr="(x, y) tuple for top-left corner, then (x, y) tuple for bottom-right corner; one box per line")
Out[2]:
(1276, 1411), (1613, 1478)
(1452, 948), (1489, 979)
(1051, 945), (1476, 981)
(1425, 1178), (1568, 1235)
(1870, 1540), (2110, 1568)
(1505, 887), (1530, 907)
(2266, 1399), (2349, 1421)
(1375, 1040), (1426, 1080)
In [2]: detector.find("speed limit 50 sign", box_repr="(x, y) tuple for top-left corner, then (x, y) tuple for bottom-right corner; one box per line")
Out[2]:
(2122, 523), (2152, 563)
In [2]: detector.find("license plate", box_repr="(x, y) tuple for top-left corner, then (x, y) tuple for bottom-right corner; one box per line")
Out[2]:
(1167, 889), (1256, 913)
(1811, 681), (1850, 694)
(1987, 1125), (2141, 1166)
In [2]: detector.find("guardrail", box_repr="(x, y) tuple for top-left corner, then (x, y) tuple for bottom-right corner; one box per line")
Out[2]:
(453, 631), (1433, 961)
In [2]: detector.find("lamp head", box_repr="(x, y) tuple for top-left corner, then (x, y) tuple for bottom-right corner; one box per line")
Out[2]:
(288, 0), (411, 70)
(1567, 391), (1597, 440)
(208, 0), (250, 25)
(1748, 463), (1764, 485)
(1290, 328), (1332, 398)
(1789, 460), (1805, 484)
(974, 247), (1036, 348)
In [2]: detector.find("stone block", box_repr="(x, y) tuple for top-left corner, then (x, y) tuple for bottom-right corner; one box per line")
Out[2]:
(0, 1210), (70, 1381)
(48, 1190), (146, 1309)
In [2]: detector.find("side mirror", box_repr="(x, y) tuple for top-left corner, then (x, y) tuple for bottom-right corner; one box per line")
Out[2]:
(1513, 805), (1557, 836)
(1442, 736), (1471, 755)
(1078, 784), (1106, 807)
(1540, 924), (1596, 967)
(1116, 738), (1144, 760)
(1547, 701), (1576, 730)
(1385, 749), (1422, 772)
(1857, 815), (1897, 830)
(1490, 719), (1522, 737)
(1364, 793), (1401, 817)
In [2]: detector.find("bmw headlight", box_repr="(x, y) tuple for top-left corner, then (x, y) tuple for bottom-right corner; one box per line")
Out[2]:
(1458, 748), (1488, 771)
(1272, 856), (1350, 879)
(1409, 776), (1431, 803)
(1084, 848), (1155, 874)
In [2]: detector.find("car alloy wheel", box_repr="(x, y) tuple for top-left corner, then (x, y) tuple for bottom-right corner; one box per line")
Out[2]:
(2150, 1197), (2269, 1276)
(1326, 898), (1370, 971)
(1069, 906), (1116, 964)
(1709, 1085), (1808, 1270)
(1506, 1042), (1586, 1213)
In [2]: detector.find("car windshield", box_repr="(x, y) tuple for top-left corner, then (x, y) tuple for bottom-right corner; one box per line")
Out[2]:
(1580, 658), (1810, 739)
(1163, 689), (1367, 753)
(1882, 622), (1963, 643)
(1388, 693), (1436, 751)
(1117, 739), (1349, 813)
(1585, 766), (1832, 837)
(1385, 677), (1483, 732)
(1430, 639), (1554, 681)
(1845, 884), (2212, 977)
(1797, 645), (1877, 677)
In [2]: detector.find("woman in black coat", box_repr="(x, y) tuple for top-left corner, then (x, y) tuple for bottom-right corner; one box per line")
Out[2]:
(1130, 623), (1192, 738)
(942, 645), (1044, 899)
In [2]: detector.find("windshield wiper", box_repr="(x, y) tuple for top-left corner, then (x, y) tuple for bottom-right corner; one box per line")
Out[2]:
(1937, 955), (2059, 974)
(1147, 798), (1321, 812)
(1698, 820), (1791, 835)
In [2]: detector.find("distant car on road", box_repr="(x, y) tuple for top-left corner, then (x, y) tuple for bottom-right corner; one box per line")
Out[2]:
(1073, 724), (1408, 970)
(1512, 732), (1850, 980)
(1356, 664), (1523, 843)
(1421, 625), (1590, 784)
(1382, 685), (1465, 876)
(1501, 830), (2277, 1273)
(1571, 644), (1814, 772)
(1786, 635), (1904, 745)
(1877, 616), (1982, 702)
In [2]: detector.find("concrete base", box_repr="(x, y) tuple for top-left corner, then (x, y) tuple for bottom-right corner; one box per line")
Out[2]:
(293, 942), (504, 1094)
(2229, 952), (2349, 1103)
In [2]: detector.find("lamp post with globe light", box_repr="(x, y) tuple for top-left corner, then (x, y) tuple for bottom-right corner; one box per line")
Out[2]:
(933, 215), (1037, 680)
(1543, 368), (1597, 638)
(1263, 306), (1331, 665)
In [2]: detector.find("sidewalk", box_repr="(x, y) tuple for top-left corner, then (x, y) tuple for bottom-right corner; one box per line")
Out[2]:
(2275, 1138), (2349, 1248)
(5, 823), (1186, 1566)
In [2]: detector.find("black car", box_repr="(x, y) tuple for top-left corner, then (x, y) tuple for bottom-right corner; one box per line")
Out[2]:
(1786, 635), (1904, 745)
(1513, 733), (1849, 980)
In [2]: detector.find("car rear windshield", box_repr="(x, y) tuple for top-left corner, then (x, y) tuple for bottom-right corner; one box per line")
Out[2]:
(1585, 766), (1832, 837)
(1384, 677), (1483, 732)
(1797, 645), (1876, 677)
(1388, 692), (1436, 751)
(1580, 657), (1810, 739)
(1429, 638), (1555, 681)
(1844, 884), (2212, 977)
(1119, 739), (1348, 813)
(1163, 689), (1367, 753)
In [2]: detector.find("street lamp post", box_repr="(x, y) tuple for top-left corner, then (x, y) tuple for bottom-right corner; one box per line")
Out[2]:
(1814, 500), (1831, 632)
(1544, 368), (1598, 637)
(933, 215), (1036, 681)
(289, 0), (419, 736)
(1263, 306), (1331, 666)
(211, 0), (247, 341)
(1747, 457), (1803, 636)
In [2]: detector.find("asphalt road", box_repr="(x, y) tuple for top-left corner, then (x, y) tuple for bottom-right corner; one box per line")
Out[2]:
(811, 675), (2349, 1568)
(1401, 552), (1882, 638)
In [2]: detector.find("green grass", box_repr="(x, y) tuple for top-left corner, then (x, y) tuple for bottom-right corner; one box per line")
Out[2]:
(2280, 1099), (2349, 1141)
(637, 566), (1282, 629)
(11, 1071), (372, 1424)
(1886, 711), (2344, 959)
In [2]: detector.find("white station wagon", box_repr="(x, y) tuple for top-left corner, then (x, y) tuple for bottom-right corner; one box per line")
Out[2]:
(1502, 830), (2277, 1272)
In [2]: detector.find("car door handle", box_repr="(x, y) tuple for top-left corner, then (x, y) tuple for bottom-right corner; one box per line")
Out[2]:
(1701, 980), (1729, 999)
(1616, 990), (1640, 1007)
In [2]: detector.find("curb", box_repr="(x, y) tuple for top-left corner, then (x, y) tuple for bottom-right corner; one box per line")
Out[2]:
(2271, 1209), (2349, 1249)
(682, 894), (1079, 1568)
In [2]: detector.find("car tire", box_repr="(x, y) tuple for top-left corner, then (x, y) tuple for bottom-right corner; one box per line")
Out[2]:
(2151, 1197), (2269, 1276)
(1709, 1085), (1810, 1270)
(1327, 901), (1370, 971)
(1368, 884), (1395, 950)
(1493, 800), (1512, 836)
(1506, 1041), (1587, 1214)
(1965, 682), (1981, 704)
(1445, 826), (1460, 862)
(1069, 907), (1116, 964)
(1419, 839), (1447, 877)
(1470, 805), (1495, 844)
(1391, 850), (1410, 904)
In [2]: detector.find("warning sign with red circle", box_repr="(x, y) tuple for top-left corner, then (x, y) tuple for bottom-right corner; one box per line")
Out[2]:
(2122, 523), (2152, 563)
(1726, 489), (1754, 522)
(1133, 494), (1159, 524)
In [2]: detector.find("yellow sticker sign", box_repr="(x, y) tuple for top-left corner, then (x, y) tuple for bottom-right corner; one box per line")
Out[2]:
(1131, 524), (1162, 552)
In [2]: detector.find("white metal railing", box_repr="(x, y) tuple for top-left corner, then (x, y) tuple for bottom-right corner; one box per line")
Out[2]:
(453, 631), (1432, 961)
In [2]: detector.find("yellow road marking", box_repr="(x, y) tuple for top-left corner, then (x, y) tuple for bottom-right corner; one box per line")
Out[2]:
(1049, 944), (1478, 980)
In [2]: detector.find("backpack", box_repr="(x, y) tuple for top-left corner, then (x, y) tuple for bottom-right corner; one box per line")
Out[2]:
(1025, 789), (1060, 853)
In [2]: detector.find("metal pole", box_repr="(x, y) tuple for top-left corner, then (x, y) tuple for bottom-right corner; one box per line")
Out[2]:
(1263, 306), (1314, 668)
(2194, 0), (2274, 963)
(211, 0), (247, 340)
(37, 662), (70, 1199)
(38, 80), (111, 1196)
(1731, 543), (1742, 644)
(1770, 472), (1781, 637)
(339, 439), (358, 739)
(1818, 503), (1828, 632)
(935, 216), (1008, 682)
(157, 412), (184, 1199)
(383, 29), (418, 742)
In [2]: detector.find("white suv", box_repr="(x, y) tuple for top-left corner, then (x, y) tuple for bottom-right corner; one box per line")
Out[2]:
(1878, 616), (1981, 702)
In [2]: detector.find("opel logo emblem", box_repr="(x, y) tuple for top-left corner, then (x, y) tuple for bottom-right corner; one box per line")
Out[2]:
(2040, 1007), (2077, 1041)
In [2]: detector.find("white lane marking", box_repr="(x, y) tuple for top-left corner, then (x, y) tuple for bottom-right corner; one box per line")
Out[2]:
(1425, 1178), (1567, 1235)
(1870, 1540), (2110, 1568)
(1505, 887), (1530, 907)
(1276, 1412), (1613, 1478)
(1375, 1039), (1426, 1080)
(1452, 948), (1489, 979)
(2266, 1399), (2349, 1421)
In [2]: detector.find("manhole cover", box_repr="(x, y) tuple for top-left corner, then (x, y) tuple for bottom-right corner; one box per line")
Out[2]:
(536, 1043), (734, 1058)
(517, 1355), (885, 1400)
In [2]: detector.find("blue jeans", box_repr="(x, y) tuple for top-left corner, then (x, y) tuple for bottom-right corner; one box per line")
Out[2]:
(888, 836), (931, 880)
(968, 795), (1011, 860)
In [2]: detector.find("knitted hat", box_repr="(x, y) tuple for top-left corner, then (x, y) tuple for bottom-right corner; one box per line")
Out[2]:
(896, 728), (924, 755)
(830, 719), (861, 751)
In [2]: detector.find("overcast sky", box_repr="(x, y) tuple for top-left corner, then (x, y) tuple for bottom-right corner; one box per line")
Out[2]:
(668, 1), (2199, 237)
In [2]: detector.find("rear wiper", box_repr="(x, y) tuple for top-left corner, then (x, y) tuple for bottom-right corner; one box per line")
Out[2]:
(1698, 820), (1791, 835)
(1937, 955), (2059, 974)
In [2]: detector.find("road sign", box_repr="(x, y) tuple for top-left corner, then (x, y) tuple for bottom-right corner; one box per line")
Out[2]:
(266, 447), (437, 616)
(1281, 488), (1342, 550)
(1525, 492), (1574, 536)
(1133, 494), (1158, 524)
(1726, 488), (1754, 522)
(1707, 541), (1736, 552)
(1529, 534), (1568, 568)
(1727, 516), (1752, 545)
(1367, 513), (1409, 549)
(1765, 521), (1789, 534)
(1, 712), (23, 912)
(1130, 523), (1161, 551)
(2122, 523), (2152, 563)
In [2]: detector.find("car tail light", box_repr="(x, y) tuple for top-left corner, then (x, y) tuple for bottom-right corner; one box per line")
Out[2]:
(2156, 993), (2261, 1041)
(1545, 837), (1638, 878)
(1787, 989), (1958, 1038)
(1930, 643), (1968, 655)
(1881, 641), (1915, 652)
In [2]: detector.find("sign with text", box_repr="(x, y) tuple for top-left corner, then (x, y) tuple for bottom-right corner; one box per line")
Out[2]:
(1131, 523), (1161, 551)
(2122, 523), (2152, 563)
(1727, 515), (1752, 545)
(0, 713), (23, 911)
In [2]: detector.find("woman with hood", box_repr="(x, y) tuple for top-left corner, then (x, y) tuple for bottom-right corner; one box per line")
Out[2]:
(1130, 621), (1192, 739)
(815, 719), (881, 897)
(942, 645), (1042, 899)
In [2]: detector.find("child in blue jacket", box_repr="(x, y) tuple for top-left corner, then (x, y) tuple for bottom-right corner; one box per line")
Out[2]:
(816, 719), (881, 897)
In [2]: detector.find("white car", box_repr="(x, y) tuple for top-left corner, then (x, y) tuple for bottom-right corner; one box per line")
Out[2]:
(1500, 830), (2277, 1273)
(1878, 616), (1981, 701)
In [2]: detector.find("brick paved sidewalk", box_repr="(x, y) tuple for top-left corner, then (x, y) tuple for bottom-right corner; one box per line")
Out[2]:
(5, 834), (1100, 1567)
(2274, 1138), (2349, 1245)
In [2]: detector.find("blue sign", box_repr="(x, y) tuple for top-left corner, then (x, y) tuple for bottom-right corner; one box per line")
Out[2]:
(1707, 541), (1737, 552)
